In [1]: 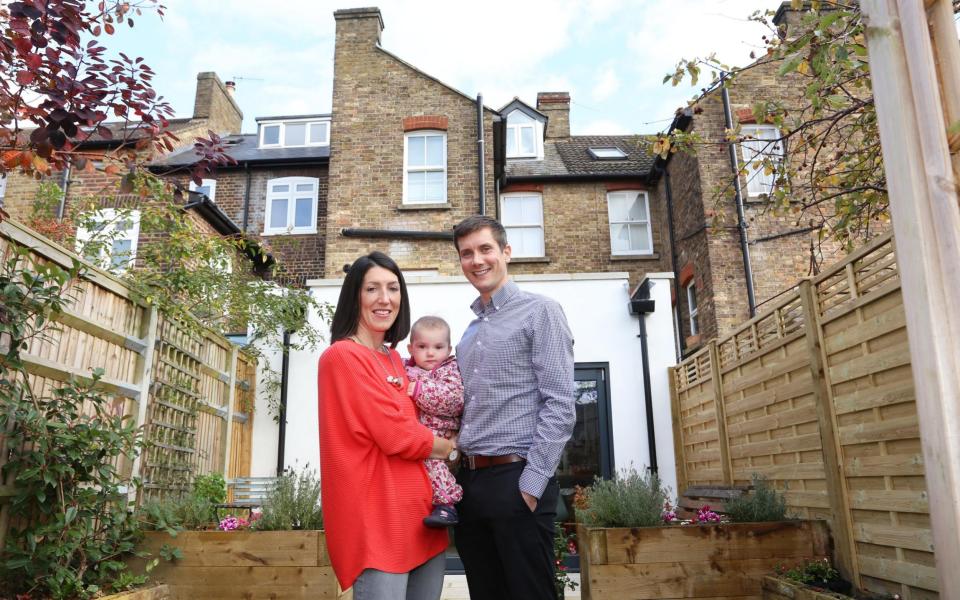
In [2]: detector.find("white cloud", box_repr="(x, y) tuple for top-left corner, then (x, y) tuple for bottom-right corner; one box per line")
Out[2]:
(592, 66), (621, 103)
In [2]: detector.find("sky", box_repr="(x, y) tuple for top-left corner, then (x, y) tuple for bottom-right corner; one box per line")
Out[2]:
(108, 0), (786, 136)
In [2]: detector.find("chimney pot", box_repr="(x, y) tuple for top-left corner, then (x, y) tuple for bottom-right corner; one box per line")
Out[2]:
(225, 81), (236, 96)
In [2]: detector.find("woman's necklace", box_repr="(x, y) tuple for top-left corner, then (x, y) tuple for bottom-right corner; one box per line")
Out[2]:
(350, 335), (404, 389)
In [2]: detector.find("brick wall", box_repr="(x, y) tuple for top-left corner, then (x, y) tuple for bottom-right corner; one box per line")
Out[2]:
(667, 60), (888, 348)
(503, 181), (673, 285)
(325, 7), (497, 277)
(168, 164), (329, 283)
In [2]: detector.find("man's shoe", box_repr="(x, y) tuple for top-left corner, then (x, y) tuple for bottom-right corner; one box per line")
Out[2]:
(423, 504), (459, 528)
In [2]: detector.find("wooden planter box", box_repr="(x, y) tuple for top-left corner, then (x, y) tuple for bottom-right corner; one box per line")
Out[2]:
(101, 585), (170, 600)
(762, 576), (849, 599)
(132, 531), (342, 600)
(577, 520), (830, 600)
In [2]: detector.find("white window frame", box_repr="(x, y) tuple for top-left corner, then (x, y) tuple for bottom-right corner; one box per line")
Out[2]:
(402, 130), (447, 205)
(258, 118), (330, 149)
(686, 280), (699, 336)
(500, 192), (545, 258)
(506, 111), (539, 159)
(189, 178), (217, 201)
(740, 124), (783, 198)
(606, 190), (653, 256)
(589, 147), (627, 159)
(0, 173), (7, 201)
(262, 176), (319, 235)
(74, 208), (141, 272)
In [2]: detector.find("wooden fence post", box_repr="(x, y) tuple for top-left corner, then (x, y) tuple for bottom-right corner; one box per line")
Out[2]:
(129, 305), (159, 503)
(221, 345), (239, 479)
(708, 341), (733, 485)
(798, 279), (858, 586)
(863, 1), (960, 595)
(668, 367), (688, 495)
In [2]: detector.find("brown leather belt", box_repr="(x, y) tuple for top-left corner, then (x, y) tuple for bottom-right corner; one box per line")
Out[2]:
(462, 453), (525, 470)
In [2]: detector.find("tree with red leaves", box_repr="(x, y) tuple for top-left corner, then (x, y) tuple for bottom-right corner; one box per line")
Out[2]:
(0, 0), (232, 206)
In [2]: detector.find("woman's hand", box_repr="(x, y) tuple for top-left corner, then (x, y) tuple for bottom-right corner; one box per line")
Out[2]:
(429, 436), (456, 460)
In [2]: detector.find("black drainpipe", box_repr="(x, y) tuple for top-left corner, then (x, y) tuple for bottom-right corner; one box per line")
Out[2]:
(276, 329), (291, 476)
(663, 167), (682, 359)
(477, 94), (486, 215)
(721, 73), (757, 317)
(56, 163), (72, 221)
(629, 292), (658, 478)
(241, 162), (252, 232)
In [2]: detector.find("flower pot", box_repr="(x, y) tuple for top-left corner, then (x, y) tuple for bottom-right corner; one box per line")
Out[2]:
(577, 520), (830, 600)
(130, 530), (340, 599)
(762, 575), (854, 599)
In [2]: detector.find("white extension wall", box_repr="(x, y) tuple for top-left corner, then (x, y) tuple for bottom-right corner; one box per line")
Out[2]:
(254, 271), (680, 497)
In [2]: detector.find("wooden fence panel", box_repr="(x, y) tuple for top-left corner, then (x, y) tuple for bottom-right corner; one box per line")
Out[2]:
(672, 346), (725, 486)
(716, 293), (830, 520)
(813, 237), (936, 598)
(670, 232), (937, 597)
(0, 219), (257, 529)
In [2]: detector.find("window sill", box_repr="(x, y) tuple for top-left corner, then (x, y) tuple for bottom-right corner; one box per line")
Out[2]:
(610, 253), (660, 261)
(397, 202), (451, 211)
(261, 229), (318, 237)
(509, 256), (550, 264)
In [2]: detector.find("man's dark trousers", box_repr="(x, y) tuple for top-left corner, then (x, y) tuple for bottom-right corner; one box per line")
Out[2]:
(454, 461), (559, 600)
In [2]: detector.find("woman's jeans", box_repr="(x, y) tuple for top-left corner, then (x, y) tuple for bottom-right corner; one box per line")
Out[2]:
(352, 551), (446, 600)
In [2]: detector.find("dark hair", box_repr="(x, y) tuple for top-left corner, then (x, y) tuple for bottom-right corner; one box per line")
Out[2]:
(453, 215), (508, 253)
(330, 251), (410, 348)
(411, 315), (451, 345)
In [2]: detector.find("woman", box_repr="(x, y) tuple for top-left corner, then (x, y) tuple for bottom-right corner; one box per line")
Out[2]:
(318, 251), (456, 600)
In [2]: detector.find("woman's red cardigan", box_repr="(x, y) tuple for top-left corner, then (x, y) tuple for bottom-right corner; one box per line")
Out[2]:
(318, 340), (448, 589)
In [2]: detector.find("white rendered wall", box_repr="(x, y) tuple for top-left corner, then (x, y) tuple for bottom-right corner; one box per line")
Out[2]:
(249, 337), (281, 477)
(272, 271), (679, 497)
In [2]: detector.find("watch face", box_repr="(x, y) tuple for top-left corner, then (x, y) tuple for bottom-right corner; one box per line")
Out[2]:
(448, 449), (460, 461)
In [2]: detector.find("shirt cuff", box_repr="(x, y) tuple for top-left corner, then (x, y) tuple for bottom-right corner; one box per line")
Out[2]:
(518, 467), (549, 499)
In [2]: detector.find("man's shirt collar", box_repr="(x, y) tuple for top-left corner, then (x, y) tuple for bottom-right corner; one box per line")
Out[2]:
(470, 280), (519, 316)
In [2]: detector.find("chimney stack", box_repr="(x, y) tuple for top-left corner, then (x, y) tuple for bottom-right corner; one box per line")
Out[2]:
(193, 72), (243, 134)
(537, 92), (571, 139)
(333, 7), (384, 48)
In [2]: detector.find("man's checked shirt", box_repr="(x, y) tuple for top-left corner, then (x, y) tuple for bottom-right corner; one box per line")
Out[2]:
(456, 280), (576, 498)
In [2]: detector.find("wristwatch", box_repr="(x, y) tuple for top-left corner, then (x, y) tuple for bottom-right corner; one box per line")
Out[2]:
(448, 448), (460, 462)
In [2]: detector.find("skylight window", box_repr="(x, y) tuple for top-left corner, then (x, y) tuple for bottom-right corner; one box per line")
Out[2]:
(589, 147), (627, 160)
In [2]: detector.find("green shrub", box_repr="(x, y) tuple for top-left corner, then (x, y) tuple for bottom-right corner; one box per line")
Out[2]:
(254, 466), (323, 531)
(193, 473), (227, 505)
(724, 474), (789, 522)
(576, 467), (668, 528)
(139, 493), (217, 533)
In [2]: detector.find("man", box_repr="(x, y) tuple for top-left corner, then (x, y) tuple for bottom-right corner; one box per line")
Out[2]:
(452, 215), (576, 600)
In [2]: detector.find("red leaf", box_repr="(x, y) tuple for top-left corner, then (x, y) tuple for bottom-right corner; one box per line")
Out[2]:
(16, 70), (35, 85)
(26, 53), (42, 70)
(105, 23), (115, 35)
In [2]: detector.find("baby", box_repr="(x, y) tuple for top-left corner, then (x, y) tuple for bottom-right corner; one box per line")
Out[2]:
(405, 316), (464, 528)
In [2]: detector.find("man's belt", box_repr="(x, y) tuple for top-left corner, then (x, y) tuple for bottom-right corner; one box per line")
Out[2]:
(462, 453), (525, 470)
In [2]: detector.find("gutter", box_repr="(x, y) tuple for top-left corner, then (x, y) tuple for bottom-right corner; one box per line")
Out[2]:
(341, 228), (453, 241)
(477, 94), (486, 215)
(721, 73), (757, 317)
(504, 173), (654, 184)
(276, 330), (291, 476)
(629, 287), (658, 478)
(183, 192), (241, 236)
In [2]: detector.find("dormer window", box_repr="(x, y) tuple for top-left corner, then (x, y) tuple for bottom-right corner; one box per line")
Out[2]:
(507, 111), (538, 158)
(258, 118), (330, 148)
(589, 147), (627, 160)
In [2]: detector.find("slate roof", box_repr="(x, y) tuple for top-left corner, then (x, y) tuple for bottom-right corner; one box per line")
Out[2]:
(151, 133), (329, 169)
(504, 135), (655, 180)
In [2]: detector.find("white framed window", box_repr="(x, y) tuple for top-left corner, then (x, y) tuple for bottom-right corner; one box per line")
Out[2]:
(263, 176), (319, 235)
(740, 124), (783, 197)
(258, 119), (330, 149)
(500, 193), (544, 258)
(606, 190), (653, 255)
(686, 280), (699, 336)
(506, 111), (538, 159)
(189, 178), (217, 201)
(403, 131), (446, 204)
(75, 208), (141, 271)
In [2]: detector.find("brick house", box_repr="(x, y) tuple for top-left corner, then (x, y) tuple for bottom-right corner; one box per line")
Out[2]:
(152, 113), (330, 284)
(661, 3), (887, 353)
(0, 72), (252, 273)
